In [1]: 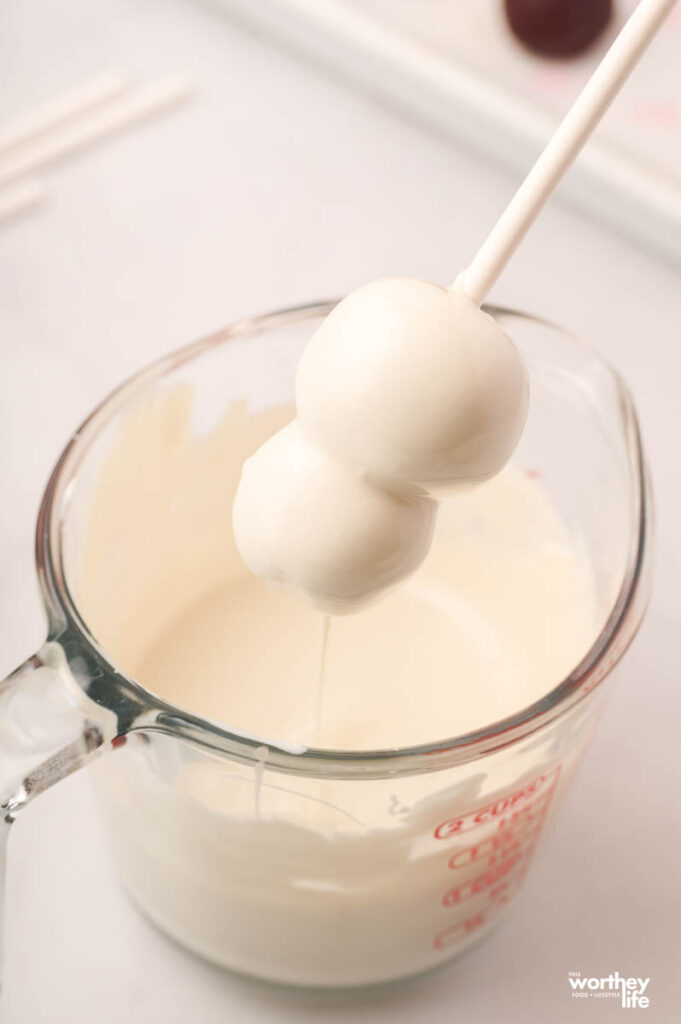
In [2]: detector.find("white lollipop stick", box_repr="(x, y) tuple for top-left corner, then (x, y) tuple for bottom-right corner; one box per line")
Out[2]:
(0, 180), (45, 225)
(0, 70), (130, 159)
(0, 77), (192, 189)
(457, 0), (677, 305)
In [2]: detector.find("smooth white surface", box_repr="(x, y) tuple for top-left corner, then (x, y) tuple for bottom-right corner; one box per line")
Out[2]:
(235, 282), (527, 612)
(295, 282), (528, 488)
(233, 417), (437, 614)
(0, 0), (679, 1021)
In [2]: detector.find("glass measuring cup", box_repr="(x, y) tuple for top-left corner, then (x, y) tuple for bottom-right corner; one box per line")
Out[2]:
(0, 303), (651, 987)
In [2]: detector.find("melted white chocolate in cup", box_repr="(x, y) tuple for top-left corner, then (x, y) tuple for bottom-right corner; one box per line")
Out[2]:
(75, 391), (598, 986)
(142, 467), (595, 749)
(75, 394), (594, 750)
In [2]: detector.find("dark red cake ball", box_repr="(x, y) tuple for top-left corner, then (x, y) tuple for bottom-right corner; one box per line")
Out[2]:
(504, 0), (613, 58)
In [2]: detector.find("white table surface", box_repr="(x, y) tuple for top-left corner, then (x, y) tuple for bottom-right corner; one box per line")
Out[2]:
(1, 1), (680, 1021)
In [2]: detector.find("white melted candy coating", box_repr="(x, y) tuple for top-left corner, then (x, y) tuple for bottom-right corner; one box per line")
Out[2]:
(297, 279), (528, 491)
(232, 422), (436, 614)
(233, 279), (529, 614)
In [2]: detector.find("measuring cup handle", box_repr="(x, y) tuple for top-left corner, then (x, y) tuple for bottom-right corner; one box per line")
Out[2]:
(0, 640), (118, 821)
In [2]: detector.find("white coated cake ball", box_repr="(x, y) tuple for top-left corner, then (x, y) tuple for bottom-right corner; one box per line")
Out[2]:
(296, 279), (529, 494)
(232, 422), (436, 615)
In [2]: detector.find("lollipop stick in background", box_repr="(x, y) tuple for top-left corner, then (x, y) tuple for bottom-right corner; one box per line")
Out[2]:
(0, 180), (45, 226)
(0, 77), (192, 188)
(457, 0), (678, 304)
(0, 70), (130, 159)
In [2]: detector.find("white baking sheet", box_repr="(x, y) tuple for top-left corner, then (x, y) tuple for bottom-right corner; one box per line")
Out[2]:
(208, 0), (681, 262)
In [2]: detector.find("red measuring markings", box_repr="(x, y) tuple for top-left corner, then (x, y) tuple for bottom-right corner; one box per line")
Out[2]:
(430, 765), (562, 954)
(433, 870), (527, 951)
(433, 765), (561, 840)
(433, 876), (521, 951)
(447, 817), (539, 871)
(442, 849), (525, 905)
(432, 913), (487, 951)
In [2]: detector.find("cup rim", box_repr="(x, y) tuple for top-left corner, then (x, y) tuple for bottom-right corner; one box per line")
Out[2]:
(34, 301), (651, 778)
